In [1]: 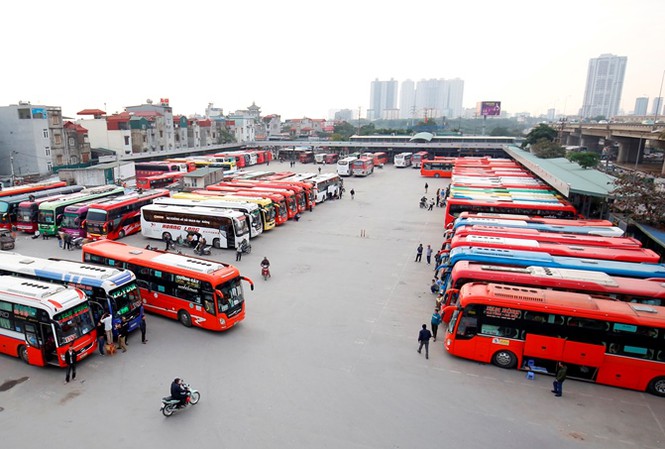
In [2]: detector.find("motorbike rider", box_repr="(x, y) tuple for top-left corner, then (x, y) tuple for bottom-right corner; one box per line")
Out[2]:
(260, 256), (271, 276)
(420, 196), (427, 207)
(171, 378), (188, 408)
(194, 237), (207, 255)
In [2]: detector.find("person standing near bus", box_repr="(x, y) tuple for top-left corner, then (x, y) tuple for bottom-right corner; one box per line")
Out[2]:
(425, 182), (429, 193)
(415, 243), (423, 262)
(552, 362), (567, 397)
(140, 315), (148, 344)
(426, 245), (433, 264)
(236, 242), (243, 261)
(64, 345), (78, 383)
(417, 324), (432, 359)
(96, 319), (106, 356)
(116, 318), (128, 353)
(101, 313), (113, 346)
(431, 308), (442, 342)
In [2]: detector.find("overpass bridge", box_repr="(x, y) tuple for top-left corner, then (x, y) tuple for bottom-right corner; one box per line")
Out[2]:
(559, 122), (665, 174)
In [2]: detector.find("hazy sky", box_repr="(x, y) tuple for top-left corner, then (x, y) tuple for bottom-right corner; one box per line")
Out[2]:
(3, 0), (664, 120)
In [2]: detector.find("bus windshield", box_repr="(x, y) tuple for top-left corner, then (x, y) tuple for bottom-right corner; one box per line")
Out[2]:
(17, 208), (34, 223)
(217, 278), (244, 314)
(235, 216), (250, 236)
(109, 283), (142, 317)
(60, 213), (80, 230)
(85, 209), (107, 233)
(53, 303), (96, 346)
(38, 210), (55, 224)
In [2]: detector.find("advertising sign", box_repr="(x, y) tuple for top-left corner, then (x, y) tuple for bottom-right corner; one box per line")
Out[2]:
(479, 101), (501, 116)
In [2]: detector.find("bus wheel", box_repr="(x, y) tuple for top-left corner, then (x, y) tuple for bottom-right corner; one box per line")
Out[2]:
(212, 238), (221, 249)
(434, 173), (440, 178)
(178, 310), (192, 327)
(647, 377), (665, 397)
(18, 345), (29, 364)
(491, 350), (517, 369)
(119, 230), (126, 239)
(162, 232), (172, 242)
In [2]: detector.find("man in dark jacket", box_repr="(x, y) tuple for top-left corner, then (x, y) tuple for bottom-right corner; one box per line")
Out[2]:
(171, 378), (188, 407)
(417, 324), (432, 359)
(551, 362), (567, 397)
(64, 346), (78, 384)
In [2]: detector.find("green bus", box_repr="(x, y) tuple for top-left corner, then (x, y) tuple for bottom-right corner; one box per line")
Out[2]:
(38, 185), (125, 236)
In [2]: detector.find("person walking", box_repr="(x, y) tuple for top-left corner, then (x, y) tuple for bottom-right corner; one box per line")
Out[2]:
(424, 182), (429, 193)
(96, 318), (106, 356)
(426, 245), (433, 264)
(116, 318), (128, 353)
(431, 308), (442, 342)
(318, 166), (321, 174)
(236, 242), (243, 261)
(140, 314), (148, 344)
(64, 345), (78, 383)
(417, 324), (432, 359)
(428, 200), (435, 211)
(164, 234), (174, 251)
(350, 188), (355, 200)
(551, 362), (568, 397)
(415, 243), (423, 262)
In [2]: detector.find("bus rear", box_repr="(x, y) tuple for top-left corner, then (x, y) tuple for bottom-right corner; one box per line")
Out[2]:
(394, 152), (413, 168)
(352, 157), (374, 176)
(412, 151), (429, 168)
(336, 157), (357, 176)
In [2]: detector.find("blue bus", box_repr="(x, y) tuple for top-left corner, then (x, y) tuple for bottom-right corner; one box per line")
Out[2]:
(0, 253), (143, 335)
(450, 218), (624, 237)
(436, 247), (665, 287)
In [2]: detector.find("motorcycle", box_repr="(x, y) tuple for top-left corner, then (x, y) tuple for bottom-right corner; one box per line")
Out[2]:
(161, 383), (200, 417)
(261, 265), (271, 280)
(239, 239), (252, 254)
(419, 197), (428, 209)
(194, 245), (212, 256)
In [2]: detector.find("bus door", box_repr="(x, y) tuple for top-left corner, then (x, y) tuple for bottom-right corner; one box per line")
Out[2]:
(222, 222), (235, 249)
(22, 322), (45, 366)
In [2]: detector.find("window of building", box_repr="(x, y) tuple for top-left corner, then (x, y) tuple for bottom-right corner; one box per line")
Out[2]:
(43, 129), (49, 138)
(47, 162), (53, 171)
(124, 136), (130, 145)
(45, 147), (51, 156)
(18, 109), (31, 119)
(68, 137), (75, 147)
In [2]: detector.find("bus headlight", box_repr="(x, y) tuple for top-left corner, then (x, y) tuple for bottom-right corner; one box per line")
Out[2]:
(219, 318), (226, 326)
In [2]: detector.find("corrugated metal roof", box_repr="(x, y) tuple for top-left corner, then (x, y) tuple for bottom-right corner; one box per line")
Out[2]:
(410, 132), (434, 142)
(505, 145), (616, 198)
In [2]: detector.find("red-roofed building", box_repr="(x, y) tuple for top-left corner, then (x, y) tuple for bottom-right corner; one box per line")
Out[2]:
(61, 121), (92, 165)
(76, 109), (106, 118)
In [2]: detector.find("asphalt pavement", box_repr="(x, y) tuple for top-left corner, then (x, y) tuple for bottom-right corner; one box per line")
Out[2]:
(0, 161), (663, 449)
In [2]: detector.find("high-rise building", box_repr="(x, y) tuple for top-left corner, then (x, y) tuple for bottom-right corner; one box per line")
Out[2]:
(443, 78), (464, 118)
(411, 78), (464, 120)
(651, 97), (663, 116)
(399, 80), (416, 119)
(369, 78), (398, 121)
(581, 53), (627, 118)
(634, 97), (649, 115)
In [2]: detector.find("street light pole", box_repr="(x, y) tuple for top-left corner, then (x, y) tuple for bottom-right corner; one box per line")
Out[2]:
(10, 151), (16, 187)
(653, 69), (665, 127)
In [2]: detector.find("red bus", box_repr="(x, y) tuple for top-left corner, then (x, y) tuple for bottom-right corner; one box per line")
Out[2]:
(197, 188), (288, 225)
(444, 282), (665, 397)
(136, 172), (184, 190)
(298, 152), (315, 164)
(83, 241), (254, 331)
(455, 212), (613, 227)
(135, 162), (187, 178)
(215, 152), (247, 168)
(0, 276), (97, 367)
(166, 159), (197, 172)
(351, 157), (374, 177)
(0, 180), (67, 198)
(85, 189), (170, 240)
(224, 180), (307, 213)
(324, 153), (339, 164)
(444, 198), (579, 227)
(255, 179), (317, 211)
(262, 172), (296, 180)
(412, 151), (429, 168)
(369, 152), (388, 166)
(439, 261), (665, 312)
(421, 158), (456, 178)
(449, 234), (660, 263)
(449, 225), (642, 248)
(208, 184), (297, 219)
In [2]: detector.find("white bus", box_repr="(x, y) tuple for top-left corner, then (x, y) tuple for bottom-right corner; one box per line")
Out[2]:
(310, 174), (342, 202)
(314, 153), (326, 164)
(336, 157), (358, 176)
(141, 204), (250, 249)
(153, 196), (263, 239)
(394, 152), (413, 168)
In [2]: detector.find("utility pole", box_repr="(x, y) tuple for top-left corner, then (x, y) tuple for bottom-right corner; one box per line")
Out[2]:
(10, 151), (16, 187)
(357, 106), (362, 135)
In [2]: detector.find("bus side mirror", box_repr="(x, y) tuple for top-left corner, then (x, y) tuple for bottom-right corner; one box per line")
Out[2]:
(80, 219), (86, 229)
(56, 214), (63, 224)
(442, 306), (456, 323)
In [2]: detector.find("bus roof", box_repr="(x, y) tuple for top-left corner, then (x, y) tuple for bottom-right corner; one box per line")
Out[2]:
(142, 203), (245, 219)
(155, 196), (258, 211)
(87, 189), (169, 209)
(39, 185), (124, 209)
(0, 275), (83, 315)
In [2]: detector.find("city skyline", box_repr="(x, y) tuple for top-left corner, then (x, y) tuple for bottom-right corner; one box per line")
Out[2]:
(2, 1), (664, 120)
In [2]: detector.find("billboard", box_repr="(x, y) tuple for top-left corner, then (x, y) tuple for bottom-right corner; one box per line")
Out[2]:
(479, 101), (501, 116)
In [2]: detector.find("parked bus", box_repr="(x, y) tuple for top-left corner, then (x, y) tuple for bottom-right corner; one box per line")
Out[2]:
(85, 189), (170, 240)
(394, 152), (413, 168)
(154, 197), (263, 239)
(324, 153), (339, 165)
(444, 198), (578, 227)
(336, 157), (357, 176)
(141, 203), (250, 249)
(449, 218), (625, 238)
(136, 172), (184, 191)
(0, 180), (67, 198)
(352, 157), (374, 177)
(0, 252), (142, 335)
(371, 152), (388, 167)
(439, 261), (665, 311)
(310, 173), (342, 202)
(182, 191), (277, 231)
(199, 187), (288, 225)
(215, 152), (247, 168)
(448, 235), (660, 263)
(208, 184), (297, 219)
(449, 225), (642, 248)
(444, 282), (665, 397)
(2, 185), (84, 231)
(38, 185), (125, 236)
(165, 158), (197, 172)
(83, 241), (255, 331)
(420, 158), (456, 178)
(314, 153), (325, 164)
(224, 180), (307, 214)
(135, 162), (187, 178)
(412, 151), (429, 168)
(0, 276), (96, 367)
(16, 193), (73, 233)
(454, 212), (613, 227)
(59, 197), (122, 239)
(268, 179), (317, 211)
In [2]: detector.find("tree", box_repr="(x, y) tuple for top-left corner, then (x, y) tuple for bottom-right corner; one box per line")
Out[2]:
(611, 173), (665, 226)
(522, 124), (558, 148)
(567, 151), (600, 169)
(530, 139), (565, 158)
(490, 126), (510, 136)
(333, 122), (356, 140)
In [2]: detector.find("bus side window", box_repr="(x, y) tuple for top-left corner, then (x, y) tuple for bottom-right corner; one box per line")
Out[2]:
(457, 316), (477, 337)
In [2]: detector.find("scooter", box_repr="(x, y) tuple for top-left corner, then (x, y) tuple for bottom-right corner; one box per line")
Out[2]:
(161, 382), (200, 417)
(240, 240), (252, 254)
(419, 197), (428, 209)
(261, 265), (271, 280)
(194, 245), (212, 256)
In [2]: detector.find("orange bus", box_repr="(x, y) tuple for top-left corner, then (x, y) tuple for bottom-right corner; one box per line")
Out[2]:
(208, 184), (297, 219)
(83, 241), (254, 331)
(421, 158), (456, 178)
(370, 152), (388, 166)
(443, 282), (665, 397)
(0, 180), (67, 198)
(195, 188), (288, 225)
(85, 189), (170, 240)
(225, 180), (307, 213)
(136, 172), (184, 190)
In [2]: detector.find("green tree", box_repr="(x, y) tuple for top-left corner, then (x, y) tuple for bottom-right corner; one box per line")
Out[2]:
(522, 124), (558, 148)
(333, 122), (356, 140)
(611, 173), (665, 226)
(567, 151), (600, 169)
(359, 123), (376, 135)
(530, 139), (565, 158)
(490, 126), (510, 136)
